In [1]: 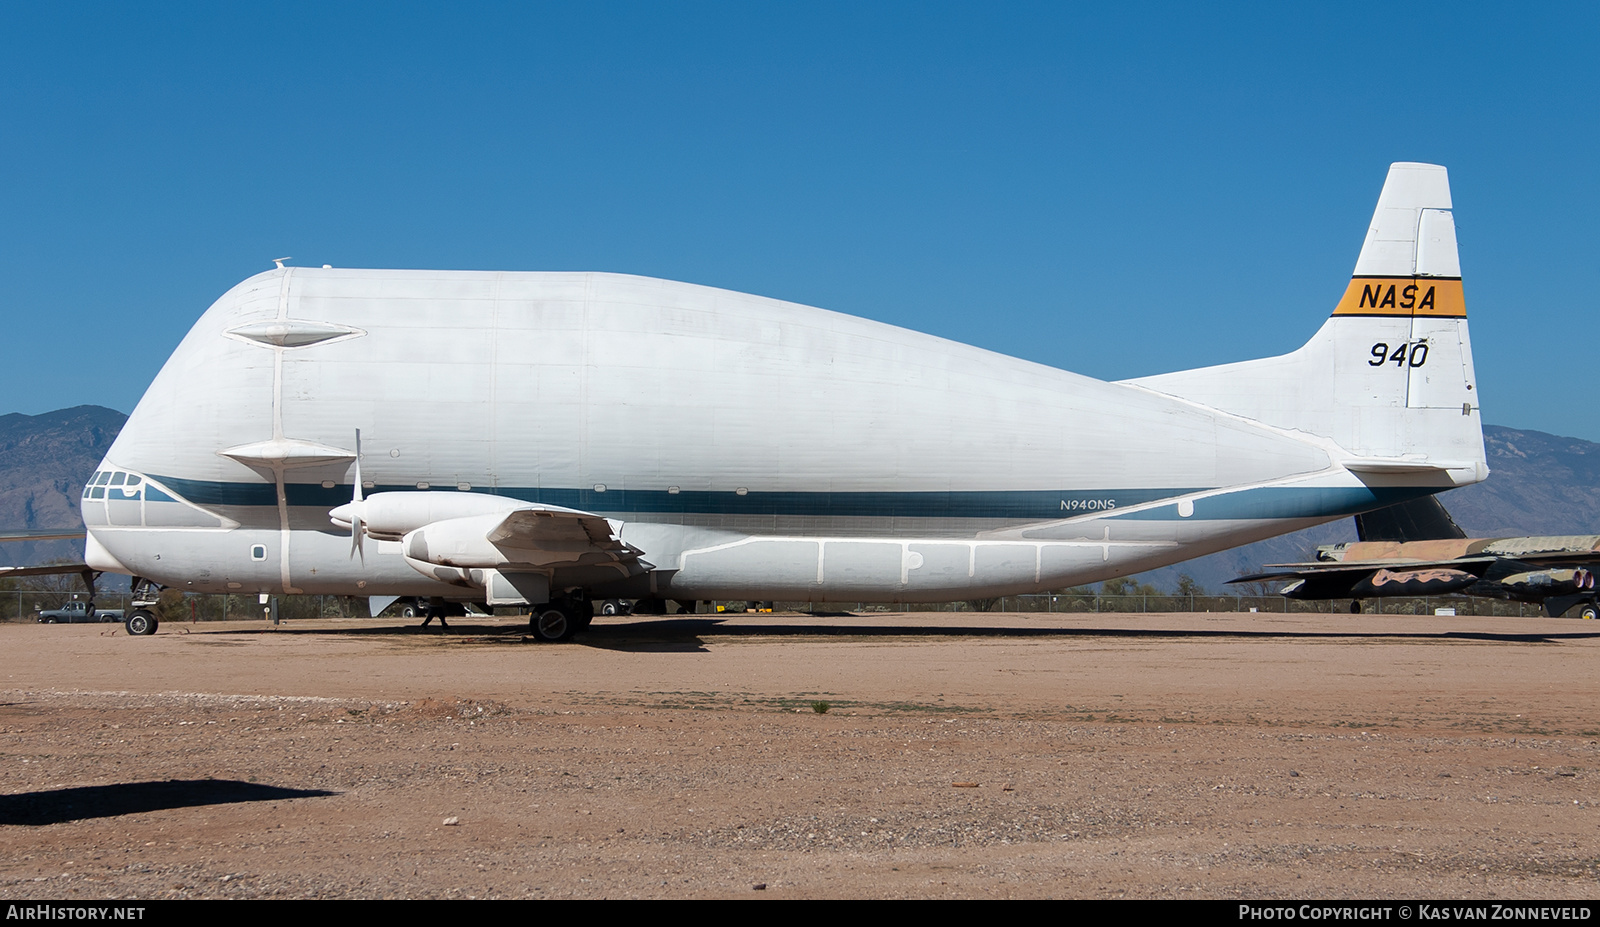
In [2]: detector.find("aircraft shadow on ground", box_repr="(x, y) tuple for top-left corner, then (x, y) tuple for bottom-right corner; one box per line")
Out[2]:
(587, 619), (1600, 647)
(0, 779), (337, 826)
(199, 620), (1600, 648)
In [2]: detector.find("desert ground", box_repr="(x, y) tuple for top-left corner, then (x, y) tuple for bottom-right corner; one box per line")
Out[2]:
(1, 610), (1597, 899)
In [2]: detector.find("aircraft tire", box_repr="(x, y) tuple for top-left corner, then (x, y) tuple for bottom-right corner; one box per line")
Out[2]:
(125, 610), (158, 636)
(600, 599), (625, 616)
(530, 606), (576, 643)
(1350, 600), (1362, 614)
(1580, 603), (1598, 621)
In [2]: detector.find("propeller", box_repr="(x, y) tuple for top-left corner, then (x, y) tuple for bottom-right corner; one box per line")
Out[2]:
(326, 429), (372, 561)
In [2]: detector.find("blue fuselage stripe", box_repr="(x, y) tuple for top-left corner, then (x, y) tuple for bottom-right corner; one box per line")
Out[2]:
(146, 476), (1438, 522)
(153, 477), (1181, 519)
(1114, 486), (1435, 522)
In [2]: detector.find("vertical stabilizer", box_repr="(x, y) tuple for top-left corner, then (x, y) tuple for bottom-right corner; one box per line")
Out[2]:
(1124, 162), (1486, 485)
(1351, 162), (1459, 278)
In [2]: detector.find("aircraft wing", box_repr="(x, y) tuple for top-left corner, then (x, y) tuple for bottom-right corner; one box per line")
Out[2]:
(486, 507), (647, 568)
(0, 530), (95, 586)
(0, 562), (99, 599)
(0, 530), (86, 542)
(0, 562), (94, 579)
(1230, 557), (1499, 584)
(1486, 550), (1600, 567)
(396, 499), (651, 576)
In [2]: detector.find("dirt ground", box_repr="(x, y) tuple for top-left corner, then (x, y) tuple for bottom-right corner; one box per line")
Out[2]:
(1, 610), (1598, 899)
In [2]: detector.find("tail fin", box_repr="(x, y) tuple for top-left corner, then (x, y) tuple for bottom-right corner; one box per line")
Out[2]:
(1124, 162), (1486, 484)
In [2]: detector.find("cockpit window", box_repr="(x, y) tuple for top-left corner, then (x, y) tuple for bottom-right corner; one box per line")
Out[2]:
(126, 475), (141, 486)
(94, 472), (112, 485)
(109, 472), (126, 486)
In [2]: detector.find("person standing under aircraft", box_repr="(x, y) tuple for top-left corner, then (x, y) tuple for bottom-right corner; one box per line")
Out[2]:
(418, 606), (449, 631)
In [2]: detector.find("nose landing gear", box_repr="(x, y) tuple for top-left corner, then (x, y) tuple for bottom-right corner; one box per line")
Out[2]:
(126, 576), (161, 635)
(125, 609), (158, 635)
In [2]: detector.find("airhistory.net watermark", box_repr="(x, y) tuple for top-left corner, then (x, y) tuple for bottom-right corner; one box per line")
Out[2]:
(5, 907), (145, 921)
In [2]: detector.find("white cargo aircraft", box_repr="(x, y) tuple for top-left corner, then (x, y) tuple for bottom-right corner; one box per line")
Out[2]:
(69, 162), (1484, 639)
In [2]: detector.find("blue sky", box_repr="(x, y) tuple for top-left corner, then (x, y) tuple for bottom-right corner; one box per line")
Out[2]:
(3, 3), (1596, 438)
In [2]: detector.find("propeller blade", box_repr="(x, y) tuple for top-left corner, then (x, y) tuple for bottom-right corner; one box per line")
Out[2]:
(350, 428), (364, 562)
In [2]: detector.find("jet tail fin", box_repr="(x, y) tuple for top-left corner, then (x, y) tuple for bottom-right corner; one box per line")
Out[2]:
(1124, 162), (1486, 486)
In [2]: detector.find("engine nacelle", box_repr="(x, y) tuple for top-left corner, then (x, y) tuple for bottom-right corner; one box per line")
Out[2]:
(403, 513), (521, 569)
(330, 491), (525, 540)
(1502, 569), (1594, 595)
(401, 513), (625, 570)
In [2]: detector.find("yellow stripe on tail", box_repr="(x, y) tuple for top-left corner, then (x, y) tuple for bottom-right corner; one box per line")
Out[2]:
(1333, 277), (1465, 318)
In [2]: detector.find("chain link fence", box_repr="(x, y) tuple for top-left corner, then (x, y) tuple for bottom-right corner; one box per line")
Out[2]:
(798, 593), (1544, 618)
(0, 590), (1550, 623)
(0, 592), (368, 623)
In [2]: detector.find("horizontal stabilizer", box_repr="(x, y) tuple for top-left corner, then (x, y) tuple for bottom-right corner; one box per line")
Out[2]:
(1342, 458), (1478, 475)
(1355, 496), (1466, 543)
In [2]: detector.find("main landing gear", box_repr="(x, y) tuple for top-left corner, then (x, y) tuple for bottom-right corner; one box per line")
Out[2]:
(528, 595), (594, 643)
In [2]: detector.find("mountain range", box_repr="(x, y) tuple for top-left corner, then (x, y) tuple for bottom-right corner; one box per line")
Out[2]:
(2, 406), (1594, 595)
(0, 406), (126, 570)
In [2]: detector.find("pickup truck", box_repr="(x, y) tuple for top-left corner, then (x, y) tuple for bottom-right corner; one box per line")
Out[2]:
(36, 601), (124, 624)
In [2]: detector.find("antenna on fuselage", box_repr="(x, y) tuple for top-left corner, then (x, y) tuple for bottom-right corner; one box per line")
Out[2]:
(272, 256), (292, 269)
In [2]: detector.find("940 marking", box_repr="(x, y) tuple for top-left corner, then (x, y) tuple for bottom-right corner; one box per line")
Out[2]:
(1369, 342), (1429, 368)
